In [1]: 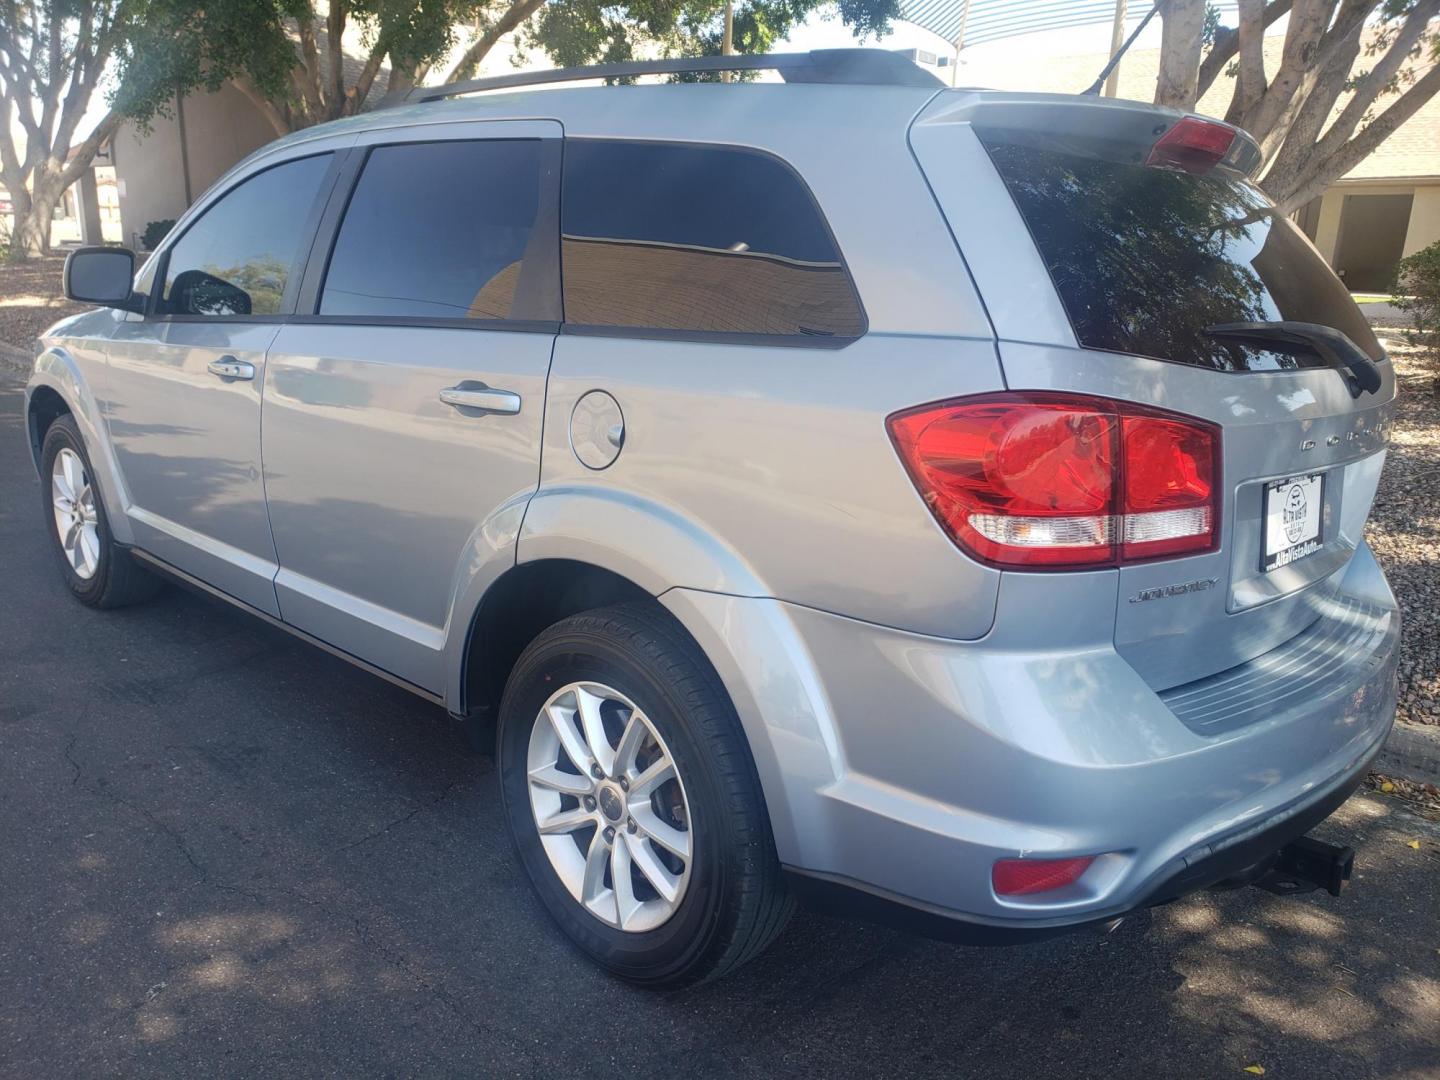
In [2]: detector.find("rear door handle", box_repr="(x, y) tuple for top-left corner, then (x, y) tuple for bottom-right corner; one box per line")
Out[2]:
(207, 357), (255, 381)
(439, 386), (521, 415)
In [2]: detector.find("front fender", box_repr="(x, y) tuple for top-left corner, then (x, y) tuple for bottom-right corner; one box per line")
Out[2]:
(26, 346), (135, 546)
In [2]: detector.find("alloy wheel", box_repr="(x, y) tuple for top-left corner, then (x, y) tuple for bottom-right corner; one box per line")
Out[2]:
(526, 681), (693, 933)
(52, 448), (100, 580)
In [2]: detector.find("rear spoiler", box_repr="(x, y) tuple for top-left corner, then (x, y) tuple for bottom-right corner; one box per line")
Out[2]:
(919, 92), (1264, 178)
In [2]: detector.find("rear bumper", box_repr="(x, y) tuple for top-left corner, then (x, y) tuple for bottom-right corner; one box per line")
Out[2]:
(782, 732), (1375, 944)
(664, 541), (1399, 934)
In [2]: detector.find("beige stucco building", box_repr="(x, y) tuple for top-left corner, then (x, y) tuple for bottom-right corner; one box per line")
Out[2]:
(106, 83), (282, 251)
(1293, 117), (1440, 292)
(103, 29), (387, 251)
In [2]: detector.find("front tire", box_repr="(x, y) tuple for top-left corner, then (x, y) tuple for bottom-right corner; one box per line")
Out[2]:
(498, 602), (792, 987)
(39, 415), (161, 609)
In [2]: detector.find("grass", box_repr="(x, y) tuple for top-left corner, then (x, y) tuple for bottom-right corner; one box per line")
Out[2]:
(1351, 293), (1396, 305)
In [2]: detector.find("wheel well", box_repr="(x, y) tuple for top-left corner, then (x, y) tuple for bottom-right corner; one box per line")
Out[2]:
(27, 385), (70, 468)
(463, 560), (651, 715)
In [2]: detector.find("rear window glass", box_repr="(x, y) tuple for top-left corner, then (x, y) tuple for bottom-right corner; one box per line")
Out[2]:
(977, 135), (1382, 371)
(561, 140), (864, 339)
(320, 140), (542, 321)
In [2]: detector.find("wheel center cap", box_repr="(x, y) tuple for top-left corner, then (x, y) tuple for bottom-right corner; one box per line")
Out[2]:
(597, 784), (625, 822)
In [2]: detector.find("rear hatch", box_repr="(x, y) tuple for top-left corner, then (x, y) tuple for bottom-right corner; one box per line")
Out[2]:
(910, 93), (1397, 690)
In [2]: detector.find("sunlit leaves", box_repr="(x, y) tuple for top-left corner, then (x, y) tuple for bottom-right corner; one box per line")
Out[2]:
(522, 0), (900, 73)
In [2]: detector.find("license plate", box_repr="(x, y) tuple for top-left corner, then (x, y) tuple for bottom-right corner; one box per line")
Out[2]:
(1262, 474), (1324, 572)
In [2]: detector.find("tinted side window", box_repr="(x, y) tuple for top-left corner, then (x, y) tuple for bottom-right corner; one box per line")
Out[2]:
(160, 154), (332, 317)
(319, 140), (544, 321)
(561, 141), (864, 339)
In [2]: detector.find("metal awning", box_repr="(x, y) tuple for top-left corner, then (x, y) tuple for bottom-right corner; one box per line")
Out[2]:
(899, 0), (1238, 50)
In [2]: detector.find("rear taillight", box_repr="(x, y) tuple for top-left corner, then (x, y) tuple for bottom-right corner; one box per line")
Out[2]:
(993, 856), (1095, 896)
(1146, 116), (1236, 173)
(887, 393), (1219, 570)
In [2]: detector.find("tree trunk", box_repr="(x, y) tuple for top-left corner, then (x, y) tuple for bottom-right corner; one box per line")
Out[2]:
(1263, 62), (1440, 213)
(386, 65), (420, 96)
(1155, 0), (1207, 108)
(8, 179), (56, 260)
(1197, 0), (1292, 99)
(1239, 0), (1335, 156)
(78, 167), (103, 244)
(14, 211), (51, 258)
(445, 0), (549, 83)
(1224, 0), (1268, 125)
(1258, 1), (1375, 193)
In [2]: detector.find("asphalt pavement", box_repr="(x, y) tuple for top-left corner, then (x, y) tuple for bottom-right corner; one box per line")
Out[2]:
(2, 372), (1438, 1079)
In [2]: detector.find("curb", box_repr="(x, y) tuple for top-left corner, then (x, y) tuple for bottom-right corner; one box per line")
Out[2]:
(1378, 721), (1440, 788)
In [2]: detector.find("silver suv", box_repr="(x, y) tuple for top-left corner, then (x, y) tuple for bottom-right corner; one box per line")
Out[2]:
(28, 50), (1400, 986)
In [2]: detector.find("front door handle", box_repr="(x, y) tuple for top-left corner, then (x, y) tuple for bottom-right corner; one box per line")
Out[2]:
(207, 357), (255, 381)
(439, 385), (522, 415)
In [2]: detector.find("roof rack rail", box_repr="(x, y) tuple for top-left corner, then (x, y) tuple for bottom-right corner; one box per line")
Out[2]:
(392, 48), (942, 106)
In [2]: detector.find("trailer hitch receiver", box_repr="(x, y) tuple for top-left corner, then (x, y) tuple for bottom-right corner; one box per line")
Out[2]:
(1254, 835), (1355, 898)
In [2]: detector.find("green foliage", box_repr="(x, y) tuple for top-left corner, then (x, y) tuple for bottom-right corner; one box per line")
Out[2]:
(1202, 2), (1222, 49)
(141, 220), (176, 251)
(11, 0), (902, 149)
(110, 0), (497, 130)
(111, 1), (301, 127)
(523, 0), (900, 75)
(1392, 240), (1440, 355)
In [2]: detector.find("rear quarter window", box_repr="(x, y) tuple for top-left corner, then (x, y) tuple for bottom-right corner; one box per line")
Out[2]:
(560, 140), (865, 340)
(977, 135), (1382, 371)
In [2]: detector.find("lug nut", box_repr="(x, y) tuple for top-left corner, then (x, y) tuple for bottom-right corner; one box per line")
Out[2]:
(618, 777), (629, 791)
(626, 817), (638, 835)
(603, 826), (616, 843)
(590, 763), (604, 779)
(583, 795), (597, 812)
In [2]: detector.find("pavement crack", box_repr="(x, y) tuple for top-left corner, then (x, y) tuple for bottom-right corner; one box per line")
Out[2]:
(63, 734), (210, 883)
(62, 734), (80, 786)
(107, 788), (211, 884)
(330, 781), (461, 856)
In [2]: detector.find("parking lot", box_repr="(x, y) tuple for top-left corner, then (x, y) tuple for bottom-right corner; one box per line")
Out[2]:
(2, 370), (1438, 1078)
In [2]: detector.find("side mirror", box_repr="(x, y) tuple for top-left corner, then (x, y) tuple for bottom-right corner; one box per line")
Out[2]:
(64, 247), (142, 312)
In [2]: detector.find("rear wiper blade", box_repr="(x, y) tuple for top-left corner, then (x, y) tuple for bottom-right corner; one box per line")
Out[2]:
(1204, 321), (1383, 397)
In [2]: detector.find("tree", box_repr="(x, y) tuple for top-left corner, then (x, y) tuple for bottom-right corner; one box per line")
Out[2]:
(1, 0), (895, 259)
(1154, 0), (1440, 213)
(193, 0), (898, 136)
(113, 0), (491, 137)
(0, 1), (177, 260)
(502, 0), (898, 84)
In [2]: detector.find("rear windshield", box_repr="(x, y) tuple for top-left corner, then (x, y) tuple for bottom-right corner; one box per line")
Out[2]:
(976, 133), (1383, 371)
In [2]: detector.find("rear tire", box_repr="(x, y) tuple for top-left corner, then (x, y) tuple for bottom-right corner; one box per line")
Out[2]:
(498, 601), (792, 987)
(39, 415), (161, 609)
